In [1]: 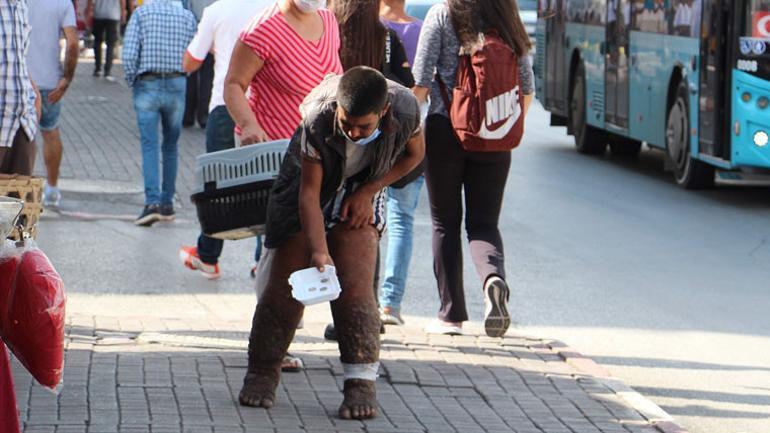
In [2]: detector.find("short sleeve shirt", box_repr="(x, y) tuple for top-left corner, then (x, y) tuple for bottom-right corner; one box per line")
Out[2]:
(27, 0), (76, 90)
(186, 0), (272, 111)
(93, 0), (121, 20)
(238, 5), (343, 140)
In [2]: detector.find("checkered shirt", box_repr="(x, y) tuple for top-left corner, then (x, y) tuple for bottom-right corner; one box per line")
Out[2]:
(0, 0), (37, 148)
(121, 0), (197, 86)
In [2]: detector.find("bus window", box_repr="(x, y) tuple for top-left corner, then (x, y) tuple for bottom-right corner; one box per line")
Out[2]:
(566, 0), (605, 25)
(632, 0), (669, 33)
(671, 0), (700, 36)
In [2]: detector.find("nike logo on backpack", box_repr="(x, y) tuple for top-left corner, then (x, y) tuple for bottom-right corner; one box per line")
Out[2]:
(479, 86), (521, 140)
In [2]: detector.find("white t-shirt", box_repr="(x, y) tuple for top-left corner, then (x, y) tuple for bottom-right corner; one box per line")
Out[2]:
(186, 0), (273, 112)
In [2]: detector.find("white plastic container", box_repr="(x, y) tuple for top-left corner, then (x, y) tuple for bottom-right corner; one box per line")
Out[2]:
(0, 197), (23, 240)
(288, 266), (342, 306)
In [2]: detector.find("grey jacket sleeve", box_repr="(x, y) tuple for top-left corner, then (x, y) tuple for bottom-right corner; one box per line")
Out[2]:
(519, 55), (535, 95)
(412, 4), (446, 89)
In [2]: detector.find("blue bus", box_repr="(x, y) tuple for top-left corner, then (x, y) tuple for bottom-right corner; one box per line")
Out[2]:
(535, 0), (770, 188)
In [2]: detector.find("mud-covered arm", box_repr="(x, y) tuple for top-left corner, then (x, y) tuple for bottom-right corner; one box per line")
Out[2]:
(298, 132), (333, 271)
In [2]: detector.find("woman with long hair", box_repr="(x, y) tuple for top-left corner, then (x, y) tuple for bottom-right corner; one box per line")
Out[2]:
(412, 0), (534, 337)
(331, 0), (414, 86)
(376, 0), (424, 327)
(321, 0), (415, 341)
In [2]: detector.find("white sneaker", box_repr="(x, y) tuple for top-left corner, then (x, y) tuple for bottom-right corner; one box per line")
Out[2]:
(424, 320), (463, 335)
(43, 184), (61, 208)
(483, 276), (511, 338)
(380, 308), (404, 325)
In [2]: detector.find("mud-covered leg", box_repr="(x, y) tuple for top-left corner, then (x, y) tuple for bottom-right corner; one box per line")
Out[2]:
(328, 224), (380, 419)
(240, 232), (309, 408)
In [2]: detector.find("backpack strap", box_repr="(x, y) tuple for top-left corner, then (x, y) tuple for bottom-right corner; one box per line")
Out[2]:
(383, 31), (392, 77)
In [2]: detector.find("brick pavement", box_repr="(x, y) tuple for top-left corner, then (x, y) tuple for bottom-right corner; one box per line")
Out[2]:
(12, 301), (674, 433)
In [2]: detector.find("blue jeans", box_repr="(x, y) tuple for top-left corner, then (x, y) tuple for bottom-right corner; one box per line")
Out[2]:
(132, 76), (186, 205)
(196, 105), (262, 265)
(379, 175), (424, 311)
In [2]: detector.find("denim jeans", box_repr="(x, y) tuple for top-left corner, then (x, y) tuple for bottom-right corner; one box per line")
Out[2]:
(132, 76), (186, 205)
(197, 105), (262, 265)
(378, 175), (424, 312)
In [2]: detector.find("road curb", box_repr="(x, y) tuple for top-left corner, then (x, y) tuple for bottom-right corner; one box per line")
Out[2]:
(547, 339), (691, 433)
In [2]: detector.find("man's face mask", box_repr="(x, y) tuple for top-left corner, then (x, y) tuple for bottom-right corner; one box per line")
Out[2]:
(337, 106), (387, 146)
(341, 124), (382, 146)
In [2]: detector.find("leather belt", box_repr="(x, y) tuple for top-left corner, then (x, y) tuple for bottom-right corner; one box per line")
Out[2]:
(139, 71), (185, 80)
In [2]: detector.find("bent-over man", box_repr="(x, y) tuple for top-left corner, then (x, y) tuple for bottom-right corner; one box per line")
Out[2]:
(239, 67), (424, 420)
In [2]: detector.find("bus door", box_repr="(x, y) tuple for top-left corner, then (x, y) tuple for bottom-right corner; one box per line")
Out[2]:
(699, 0), (734, 158)
(605, 0), (631, 128)
(545, 0), (567, 113)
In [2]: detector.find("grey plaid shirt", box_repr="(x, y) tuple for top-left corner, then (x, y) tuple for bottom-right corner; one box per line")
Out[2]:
(0, 0), (37, 148)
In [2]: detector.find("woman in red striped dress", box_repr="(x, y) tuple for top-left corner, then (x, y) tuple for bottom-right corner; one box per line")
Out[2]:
(222, 0), (342, 406)
(224, 0), (343, 144)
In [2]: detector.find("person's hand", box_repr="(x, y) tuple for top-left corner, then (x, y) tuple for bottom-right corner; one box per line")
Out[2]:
(239, 122), (269, 145)
(33, 87), (42, 121)
(47, 79), (71, 104)
(339, 184), (377, 229)
(310, 252), (334, 272)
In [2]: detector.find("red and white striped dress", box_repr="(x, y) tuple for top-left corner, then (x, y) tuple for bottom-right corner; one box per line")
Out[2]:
(239, 5), (343, 140)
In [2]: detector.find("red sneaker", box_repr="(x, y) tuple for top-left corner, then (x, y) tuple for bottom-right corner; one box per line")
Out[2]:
(179, 246), (220, 279)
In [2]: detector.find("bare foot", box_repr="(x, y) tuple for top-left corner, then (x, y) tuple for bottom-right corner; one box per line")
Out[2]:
(338, 379), (378, 420)
(239, 369), (279, 408)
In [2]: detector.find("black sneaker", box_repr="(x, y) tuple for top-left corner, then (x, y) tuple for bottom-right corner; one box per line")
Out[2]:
(135, 205), (161, 226)
(92, 69), (101, 77)
(160, 204), (175, 221)
(483, 276), (511, 338)
(323, 323), (337, 341)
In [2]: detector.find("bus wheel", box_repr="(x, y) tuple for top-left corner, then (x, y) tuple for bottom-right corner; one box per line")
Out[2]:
(609, 136), (642, 157)
(666, 82), (714, 189)
(570, 65), (606, 155)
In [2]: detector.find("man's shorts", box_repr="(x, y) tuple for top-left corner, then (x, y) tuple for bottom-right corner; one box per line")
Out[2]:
(38, 90), (63, 132)
(322, 177), (387, 237)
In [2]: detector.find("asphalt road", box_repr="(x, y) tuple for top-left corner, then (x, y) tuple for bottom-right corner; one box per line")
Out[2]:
(36, 103), (770, 433)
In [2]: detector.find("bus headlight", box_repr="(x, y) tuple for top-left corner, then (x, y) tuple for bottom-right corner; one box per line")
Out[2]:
(742, 92), (753, 102)
(758, 96), (770, 109)
(754, 130), (769, 147)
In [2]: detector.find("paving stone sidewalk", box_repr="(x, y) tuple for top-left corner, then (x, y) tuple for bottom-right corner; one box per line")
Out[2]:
(13, 310), (674, 433)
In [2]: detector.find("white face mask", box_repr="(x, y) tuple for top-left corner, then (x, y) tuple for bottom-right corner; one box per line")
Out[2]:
(343, 127), (381, 146)
(293, 0), (324, 13)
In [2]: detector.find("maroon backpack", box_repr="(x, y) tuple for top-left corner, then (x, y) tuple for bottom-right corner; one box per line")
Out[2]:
(438, 32), (525, 152)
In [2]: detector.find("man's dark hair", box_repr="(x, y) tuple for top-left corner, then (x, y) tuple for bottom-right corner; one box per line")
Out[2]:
(337, 66), (389, 117)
